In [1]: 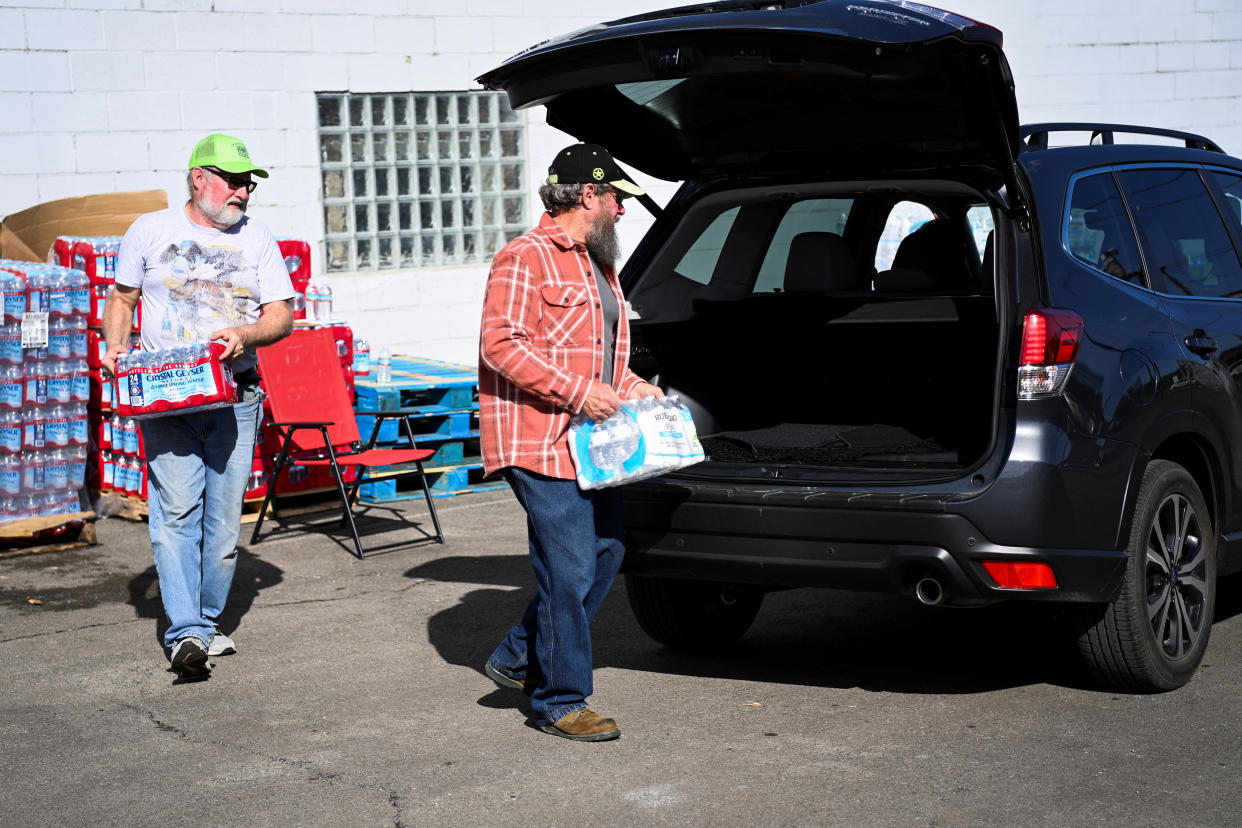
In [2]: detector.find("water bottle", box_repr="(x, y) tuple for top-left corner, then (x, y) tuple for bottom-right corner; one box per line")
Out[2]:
(68, 268), (90, 318)
(21, 450), (45, 494)
(122, 417), (139, 455)
(115, 456), (131, 495)
(110, 414), (124, 452)
(0, 271), (24, 324)
(23, 359), (48, 406)
(353, 338), (371, 375)
(0, 409), (20, 454)
(35, 491), (59, 517)
(101, 450), (115, 491)
(48, 270), (72, 319)
(0, 365), (22, 410)
(0, 324), (22, 366)
(304, 282), (319, 322)
(376, 347), (392, 385)
(16, 494), (40, 521)
(21, 403), (45, 451)
(44, 403), (70, 449)
(588, 408), (641, 471)
(46, 362), (72, 405)
(69, 403), (89, 447)
(26, 270), (50, 314)
(67, 444), (87, 490)
(69, 359), (90, 404)
(316, 283), (334, 322)
(0, 453), (20, 496)
(46, 448), (69, 492)
(67, 314), (87, 360)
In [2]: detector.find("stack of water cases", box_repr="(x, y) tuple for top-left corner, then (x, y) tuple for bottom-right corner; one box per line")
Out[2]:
(0, 259), (93, 536)
(51, 236), (147, 508)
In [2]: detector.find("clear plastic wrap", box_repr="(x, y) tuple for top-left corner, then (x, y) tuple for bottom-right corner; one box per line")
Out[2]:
(568, 394), (704, 490)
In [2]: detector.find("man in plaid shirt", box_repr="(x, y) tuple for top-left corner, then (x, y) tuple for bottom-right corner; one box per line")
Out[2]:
(479, 144), (664, 741)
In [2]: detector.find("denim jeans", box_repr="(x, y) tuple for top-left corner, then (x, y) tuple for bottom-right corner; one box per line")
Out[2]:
(487, 467), (625, 725)
(140, 395), (262, 649)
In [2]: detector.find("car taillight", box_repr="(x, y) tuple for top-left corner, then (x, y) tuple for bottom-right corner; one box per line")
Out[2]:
(982, 560), (1058, 590)
(1018, 308), (1084, 398)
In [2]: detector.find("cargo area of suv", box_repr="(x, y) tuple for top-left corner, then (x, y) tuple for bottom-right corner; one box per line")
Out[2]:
(625, 180), (1001, 474)
(480, 0), (1242, 693)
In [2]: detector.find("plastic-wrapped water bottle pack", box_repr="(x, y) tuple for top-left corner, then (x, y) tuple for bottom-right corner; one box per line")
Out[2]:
(568, 394), (705, 490)
(114, 342), (238, 419)
(0, 259), (94, 527)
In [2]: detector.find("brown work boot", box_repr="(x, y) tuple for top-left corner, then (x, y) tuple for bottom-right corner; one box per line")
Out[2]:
(539, 707), (621, 742)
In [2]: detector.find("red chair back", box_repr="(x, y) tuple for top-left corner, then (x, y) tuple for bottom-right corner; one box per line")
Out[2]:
(257, 328), (360, 453)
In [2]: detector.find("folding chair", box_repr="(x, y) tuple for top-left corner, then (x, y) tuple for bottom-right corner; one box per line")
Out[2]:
(249, 329), (444, 558)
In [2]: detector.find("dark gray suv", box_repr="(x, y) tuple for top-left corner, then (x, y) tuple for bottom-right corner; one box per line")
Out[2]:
(479, 0), (1242, 692)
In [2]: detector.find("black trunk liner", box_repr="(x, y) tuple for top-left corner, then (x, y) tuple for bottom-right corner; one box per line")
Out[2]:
(703, 423), (949, 464)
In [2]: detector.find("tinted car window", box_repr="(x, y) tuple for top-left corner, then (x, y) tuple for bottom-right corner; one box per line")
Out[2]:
(754, 198), (853, 293)
(673, 206), (740, 285)
(1208, 171), (1242, 238)
(1117, 168), (1242, 298)
(967, 204), (994, 260)
(1066, 172), (1144, 284)
(875, 201), (934, 271)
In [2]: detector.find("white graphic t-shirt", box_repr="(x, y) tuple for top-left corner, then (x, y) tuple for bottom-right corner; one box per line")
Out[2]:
(115, 205), (294, 376)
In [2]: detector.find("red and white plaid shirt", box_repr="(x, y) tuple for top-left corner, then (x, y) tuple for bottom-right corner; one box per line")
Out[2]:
(479, 213), (646, 479)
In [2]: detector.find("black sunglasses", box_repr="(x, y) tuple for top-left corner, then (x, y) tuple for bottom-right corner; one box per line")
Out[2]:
(202, 166), (257, 193)
(596, 184), (629, 203)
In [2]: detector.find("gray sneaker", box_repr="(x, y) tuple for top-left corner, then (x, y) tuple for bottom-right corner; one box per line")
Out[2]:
(170, 637), (211, 677)
(208, 632), (236, 657)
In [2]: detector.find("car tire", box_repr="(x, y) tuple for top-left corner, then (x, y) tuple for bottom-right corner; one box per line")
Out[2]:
(1077, 459), (1216, 692)
(625, 575), (764, 649)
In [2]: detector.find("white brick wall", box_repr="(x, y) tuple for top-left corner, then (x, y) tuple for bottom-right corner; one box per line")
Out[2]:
(1, 0), (1241, 363)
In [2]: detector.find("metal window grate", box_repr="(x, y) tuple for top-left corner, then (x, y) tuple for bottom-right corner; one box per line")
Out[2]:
(317, 91), (528, 272)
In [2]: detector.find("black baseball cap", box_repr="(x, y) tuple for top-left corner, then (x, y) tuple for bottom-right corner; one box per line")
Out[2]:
(546, 143), (645, 197)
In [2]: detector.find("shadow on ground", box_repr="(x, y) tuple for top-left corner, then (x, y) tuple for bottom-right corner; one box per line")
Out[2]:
(127, 547), (285, 647)
(250, 502), (441, 558)
(411, 558), (1242, 698)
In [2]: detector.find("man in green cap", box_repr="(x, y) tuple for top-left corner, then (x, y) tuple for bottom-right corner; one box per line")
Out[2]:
(101, 133), (295, 679)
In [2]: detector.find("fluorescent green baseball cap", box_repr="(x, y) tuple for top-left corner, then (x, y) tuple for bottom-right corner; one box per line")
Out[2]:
(187, 133), (269, 178)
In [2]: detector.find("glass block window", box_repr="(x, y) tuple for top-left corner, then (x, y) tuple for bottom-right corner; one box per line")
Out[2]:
(317, 91), (529, 272)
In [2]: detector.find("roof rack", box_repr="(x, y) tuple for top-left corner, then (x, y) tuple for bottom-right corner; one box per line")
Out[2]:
(1020, 123), (1223, 154)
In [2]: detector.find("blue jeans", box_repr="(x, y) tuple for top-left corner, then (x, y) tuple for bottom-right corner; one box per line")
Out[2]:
(487, 467), (626, 725)
(140, 396), (262, 649)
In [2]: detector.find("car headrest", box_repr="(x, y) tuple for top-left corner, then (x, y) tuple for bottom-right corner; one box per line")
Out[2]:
(783, 232), (857, 293)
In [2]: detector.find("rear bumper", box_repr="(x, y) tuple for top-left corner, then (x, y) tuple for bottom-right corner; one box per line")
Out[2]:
(620, 483), (1128, 606)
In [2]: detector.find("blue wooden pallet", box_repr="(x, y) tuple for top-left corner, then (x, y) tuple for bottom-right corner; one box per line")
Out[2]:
(356, 409), (478, 447)
(359, 461), (507, 502)
(355, 355), (479, 444)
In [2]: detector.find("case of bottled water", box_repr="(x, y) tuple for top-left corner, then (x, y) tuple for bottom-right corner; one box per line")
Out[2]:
(114, 342), (238, 419)
(0, 258), (100, 527)
(568, 394), (705, 490)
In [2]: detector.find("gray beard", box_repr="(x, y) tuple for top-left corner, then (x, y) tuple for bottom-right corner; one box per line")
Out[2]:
(585, 213), (621, 268)
(195, 194), (246, 229)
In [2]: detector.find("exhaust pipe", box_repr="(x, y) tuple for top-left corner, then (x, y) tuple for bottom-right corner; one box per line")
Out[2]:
(914, 575), (946, 606)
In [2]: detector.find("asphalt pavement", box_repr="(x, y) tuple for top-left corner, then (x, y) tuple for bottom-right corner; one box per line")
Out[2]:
(3, 490), (1242, 826)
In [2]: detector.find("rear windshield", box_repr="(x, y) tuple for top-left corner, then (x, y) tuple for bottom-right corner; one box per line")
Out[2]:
(630, 188), (993, 322)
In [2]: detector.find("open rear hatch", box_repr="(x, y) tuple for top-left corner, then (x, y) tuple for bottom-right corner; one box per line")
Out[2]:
(477, 0), (1021, 186)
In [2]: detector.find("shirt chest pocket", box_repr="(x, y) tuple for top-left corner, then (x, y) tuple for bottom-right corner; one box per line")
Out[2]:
(539, 285), (591, 347)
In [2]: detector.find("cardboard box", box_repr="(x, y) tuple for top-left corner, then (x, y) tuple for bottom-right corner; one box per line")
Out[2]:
(0, 190), (167, 263)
